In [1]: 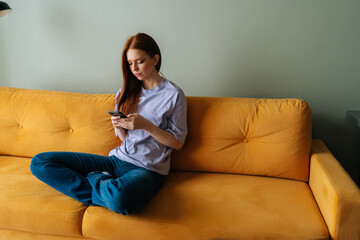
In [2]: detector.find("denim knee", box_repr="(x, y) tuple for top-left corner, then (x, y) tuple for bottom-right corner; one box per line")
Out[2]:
(30, 152), (58, 178)
(30, 153), (47, 177)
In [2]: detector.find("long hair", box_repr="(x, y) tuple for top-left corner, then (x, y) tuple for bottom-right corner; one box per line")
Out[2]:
(116, 33), (162, 114)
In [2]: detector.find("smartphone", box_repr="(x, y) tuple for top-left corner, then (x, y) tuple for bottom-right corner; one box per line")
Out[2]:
(108, 111), (128, 118)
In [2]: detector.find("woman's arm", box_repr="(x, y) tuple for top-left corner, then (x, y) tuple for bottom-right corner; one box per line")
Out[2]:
(111, 116), (127, 142)
(117, 113), (184, 150)
(145, 121), (184, 151)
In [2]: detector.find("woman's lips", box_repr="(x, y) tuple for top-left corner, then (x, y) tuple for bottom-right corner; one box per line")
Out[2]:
(134, 73), (142, 77)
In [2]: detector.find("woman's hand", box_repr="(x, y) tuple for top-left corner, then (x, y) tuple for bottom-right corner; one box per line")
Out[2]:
(114, 113), (183, 150)
(111, 114), (152, 141)
(111, 116), (122, 129)
(111, 116), (127, 141)
(118, 113), (152, 131)
(112, 114), (149, 131)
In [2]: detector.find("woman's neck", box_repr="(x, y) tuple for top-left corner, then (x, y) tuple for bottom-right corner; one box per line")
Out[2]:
(142, 73), (163, 90)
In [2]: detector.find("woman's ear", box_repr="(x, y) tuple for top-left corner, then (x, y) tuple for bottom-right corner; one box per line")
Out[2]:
(153, 54), (160, 66)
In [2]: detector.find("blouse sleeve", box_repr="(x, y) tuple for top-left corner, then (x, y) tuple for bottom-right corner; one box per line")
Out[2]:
(166, 90), (188, 144)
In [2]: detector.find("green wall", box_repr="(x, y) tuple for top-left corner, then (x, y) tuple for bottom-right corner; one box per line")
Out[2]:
(1, 0), (359, 185)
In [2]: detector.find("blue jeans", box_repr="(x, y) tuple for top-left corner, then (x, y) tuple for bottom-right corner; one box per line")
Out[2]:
(30, 152), (164, 215)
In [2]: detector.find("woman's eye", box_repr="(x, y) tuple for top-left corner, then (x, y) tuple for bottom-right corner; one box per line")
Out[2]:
(139, 60), (144, 64)
(128, 62), (132, 65)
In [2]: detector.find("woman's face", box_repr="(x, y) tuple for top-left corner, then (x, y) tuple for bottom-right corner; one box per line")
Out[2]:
(126, 48), (159, 81)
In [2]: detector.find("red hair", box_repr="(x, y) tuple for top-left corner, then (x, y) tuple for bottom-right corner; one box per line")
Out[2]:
(116, 33), (162, 114)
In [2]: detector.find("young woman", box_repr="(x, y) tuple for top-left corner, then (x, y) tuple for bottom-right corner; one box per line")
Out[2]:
(30, 33), (188, 215)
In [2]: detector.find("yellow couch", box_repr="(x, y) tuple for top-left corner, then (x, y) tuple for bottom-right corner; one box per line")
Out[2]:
(0, 87), (359, 240)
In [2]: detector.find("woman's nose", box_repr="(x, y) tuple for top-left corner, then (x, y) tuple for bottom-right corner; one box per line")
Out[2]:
(132, 64), (138, 71)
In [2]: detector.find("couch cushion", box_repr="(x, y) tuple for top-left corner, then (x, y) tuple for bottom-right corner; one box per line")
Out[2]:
(172, 97), (312, 181)
(0, 88), (312, 181)
(0, 229), (85, 240)
(0, 155), (87, 237)
(82, 171), (329, 240)
(0, 87), (119, 158)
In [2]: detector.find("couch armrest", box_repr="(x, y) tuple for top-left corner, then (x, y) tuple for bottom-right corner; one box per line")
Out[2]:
(309, 140), (360, 240)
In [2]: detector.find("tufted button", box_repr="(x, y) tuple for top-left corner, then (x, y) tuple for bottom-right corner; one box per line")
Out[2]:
(243, 138), (249, 143)
(19, 124), (23, 129)
(69, 128), (74, 133)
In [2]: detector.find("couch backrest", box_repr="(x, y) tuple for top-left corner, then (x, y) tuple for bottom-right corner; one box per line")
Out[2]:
(0, 87), (119, 157)
(171, 97), (312, 182)
(0, 88), (312, 181)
